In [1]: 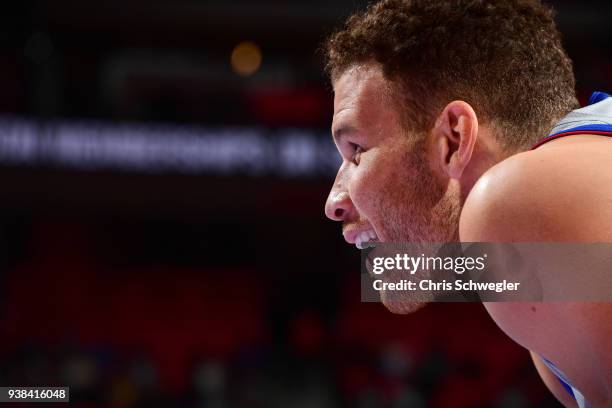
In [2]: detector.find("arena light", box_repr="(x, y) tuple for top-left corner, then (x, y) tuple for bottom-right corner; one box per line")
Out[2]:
(230, 41), (262, 77)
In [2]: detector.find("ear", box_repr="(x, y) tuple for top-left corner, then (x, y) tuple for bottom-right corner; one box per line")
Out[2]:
(432, 101), (479, 180)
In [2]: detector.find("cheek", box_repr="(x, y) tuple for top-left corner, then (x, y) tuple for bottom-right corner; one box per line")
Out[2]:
(348, 156), (391, 216)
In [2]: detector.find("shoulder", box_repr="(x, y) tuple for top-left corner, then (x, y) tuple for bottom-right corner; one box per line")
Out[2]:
(459, 148), (605, 242)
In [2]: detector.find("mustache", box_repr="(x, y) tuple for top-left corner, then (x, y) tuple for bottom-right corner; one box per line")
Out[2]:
(342, 220), (372, 232)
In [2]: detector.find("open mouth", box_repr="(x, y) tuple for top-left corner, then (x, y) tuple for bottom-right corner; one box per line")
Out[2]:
(355, 230), (379, 249)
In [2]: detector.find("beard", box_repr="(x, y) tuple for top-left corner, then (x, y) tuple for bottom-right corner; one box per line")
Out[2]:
(375, 138), (462, 314)
(380, 138), (461, 244)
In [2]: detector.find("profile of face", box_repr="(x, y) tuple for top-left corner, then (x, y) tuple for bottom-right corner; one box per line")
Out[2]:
(324, 64), (463, 313)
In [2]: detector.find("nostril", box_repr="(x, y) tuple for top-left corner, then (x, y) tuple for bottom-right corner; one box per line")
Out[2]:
(334, 208), (345, 218)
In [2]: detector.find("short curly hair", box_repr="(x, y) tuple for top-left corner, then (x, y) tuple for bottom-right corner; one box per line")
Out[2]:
(324, 0), (578, 149)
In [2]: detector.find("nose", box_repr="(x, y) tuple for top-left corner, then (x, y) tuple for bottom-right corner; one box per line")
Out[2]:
(325, 189), (354, 222)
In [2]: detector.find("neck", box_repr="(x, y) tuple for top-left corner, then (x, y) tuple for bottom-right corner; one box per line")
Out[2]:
(459, 135), (513, 203)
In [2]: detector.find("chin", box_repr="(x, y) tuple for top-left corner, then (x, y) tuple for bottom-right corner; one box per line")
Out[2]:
(380, 292), (428, 314)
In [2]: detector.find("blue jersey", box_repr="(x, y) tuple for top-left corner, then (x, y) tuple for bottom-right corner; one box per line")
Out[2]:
(540, 357), (590, 408)
(533, 91), (612, 149)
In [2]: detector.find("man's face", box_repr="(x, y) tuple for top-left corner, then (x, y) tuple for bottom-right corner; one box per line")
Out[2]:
(325, 64), (461, 313)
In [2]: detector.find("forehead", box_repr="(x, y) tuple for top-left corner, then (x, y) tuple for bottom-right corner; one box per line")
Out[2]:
(332, 65), (399, 131)
(333, 65), (390, 113)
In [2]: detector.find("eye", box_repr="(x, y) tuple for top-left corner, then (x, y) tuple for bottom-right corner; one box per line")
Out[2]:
(350, 143), (364, 164)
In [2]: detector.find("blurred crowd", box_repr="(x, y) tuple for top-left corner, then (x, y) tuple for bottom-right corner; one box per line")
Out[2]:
(0, 221), (561, 408)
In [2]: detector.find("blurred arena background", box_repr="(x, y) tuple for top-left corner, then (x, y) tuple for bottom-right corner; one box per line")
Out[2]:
(0, 1), (610, 407)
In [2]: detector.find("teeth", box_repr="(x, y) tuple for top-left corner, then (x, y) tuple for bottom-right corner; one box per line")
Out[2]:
(360, 231), (369, 244)
(355, 235), (364, 249)
(355, 230), (378, 250)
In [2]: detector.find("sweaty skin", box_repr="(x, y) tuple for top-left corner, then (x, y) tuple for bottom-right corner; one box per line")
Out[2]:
(325, 63), (612, 407)
(460, 135), (612, 406)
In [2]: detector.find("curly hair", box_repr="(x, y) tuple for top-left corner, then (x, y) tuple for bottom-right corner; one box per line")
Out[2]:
(324, 0), (578, 149)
